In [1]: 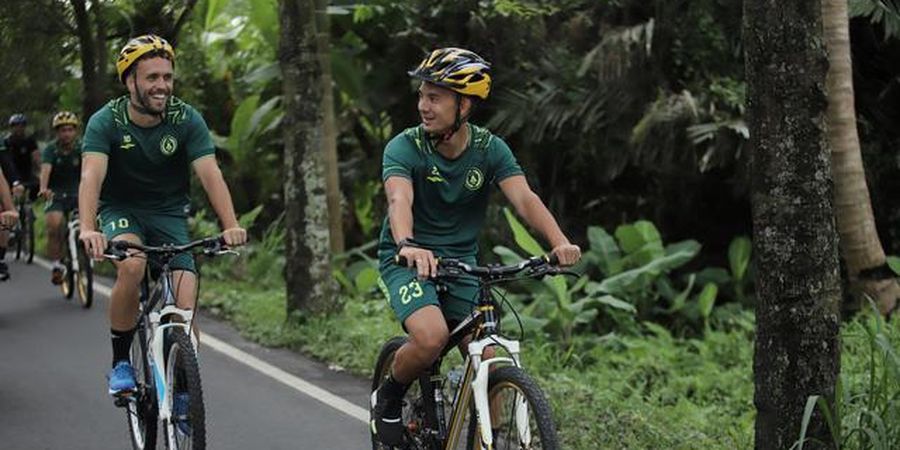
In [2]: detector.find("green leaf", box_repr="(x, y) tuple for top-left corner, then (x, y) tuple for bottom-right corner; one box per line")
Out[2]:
(238, 205), (264, 229)
(492, 245), (524, 265)
(887, 256), (900, 276)
(592, 295), (636, 313)
(697, 283), (718, 319)
(615, 220), (663, 255)
(503, 207), (545, 256)
(354, 267), (379, 293)
(228, 94), (261, 155)
(205, 0), (228, 31)
(669, 274), (697, 313)
(587, 226), (621, 274)
(728, 236), (752, 281)
(249, 0), (279, 48)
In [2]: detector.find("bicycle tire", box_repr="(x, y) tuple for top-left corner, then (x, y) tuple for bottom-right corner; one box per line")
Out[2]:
(76, 240), (93, 308)
(165, 328), (206, 450)
(61, 244), (75, 300)
(372, 336), (436, 450)
(126, 327), (159, 450)
(26, 209), (34, 264)
(14, 203), (24, 260)
(465, 366), (559, 450)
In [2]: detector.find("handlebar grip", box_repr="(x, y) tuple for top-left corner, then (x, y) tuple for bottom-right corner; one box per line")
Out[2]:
(394, 254), (408, 266)
(545, 253), (559, 266)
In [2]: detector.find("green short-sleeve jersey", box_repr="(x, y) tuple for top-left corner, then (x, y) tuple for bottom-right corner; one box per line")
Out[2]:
(41, 139), (82, 194)
(82, 95), (216, 212)
(378, 124), (524, 257)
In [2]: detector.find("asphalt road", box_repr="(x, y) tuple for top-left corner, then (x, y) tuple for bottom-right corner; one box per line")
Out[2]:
(0, 257), (373, 449)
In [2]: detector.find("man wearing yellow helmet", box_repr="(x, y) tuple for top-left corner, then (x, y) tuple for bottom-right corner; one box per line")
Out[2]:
(370, 47), (582, 445)
(78, 34), (247, 398)
(39, 111), (83, 284)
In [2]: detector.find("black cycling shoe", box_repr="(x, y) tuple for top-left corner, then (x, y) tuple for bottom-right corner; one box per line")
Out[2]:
(0, 261), (9, 281)
(370, 387), (406, 446)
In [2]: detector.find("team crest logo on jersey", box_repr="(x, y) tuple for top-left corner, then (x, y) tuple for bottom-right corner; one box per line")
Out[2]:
(120, 134), (135, 150)
(160, 135), (178, 156)
(465, 168), (484, 191)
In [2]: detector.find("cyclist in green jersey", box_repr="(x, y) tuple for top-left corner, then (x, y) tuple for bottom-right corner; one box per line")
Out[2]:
(78, 35), (247, 397)
(39, 111), (83, 285)
(370, 47), (582, 445)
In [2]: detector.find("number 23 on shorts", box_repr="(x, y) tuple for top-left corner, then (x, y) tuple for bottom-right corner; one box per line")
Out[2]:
(399, 280), (424, 304)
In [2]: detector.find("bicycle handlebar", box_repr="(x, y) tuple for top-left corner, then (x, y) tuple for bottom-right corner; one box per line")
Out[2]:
(394, 253), (564, 280)
(104, 236), (234, 261)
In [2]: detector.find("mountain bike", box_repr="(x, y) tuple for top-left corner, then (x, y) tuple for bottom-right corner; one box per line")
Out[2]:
(105, 237), (237, 450)
(54, 193), (93, 308)
(11, 187), (35, 264)
(371, 255), (567, 450)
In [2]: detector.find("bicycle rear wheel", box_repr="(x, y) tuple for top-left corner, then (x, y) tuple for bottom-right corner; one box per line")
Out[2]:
(125, 327), (159, 449)
(164, 328), (206, 450)
(466, 366), (559, 450)
(371, 336), (437, 450)
(75, 240), (93, 308)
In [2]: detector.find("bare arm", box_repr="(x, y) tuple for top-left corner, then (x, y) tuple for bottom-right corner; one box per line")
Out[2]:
(39, 163), (52, 197)
(192, 156), (246, 245)
(384, 175), (437, 277)
(78, 154), (109, 257)
(0, 168), (13, 211)
(385, 176), (414, 243)
(499, 175), (581, 265)
(79, 154), (107, 232)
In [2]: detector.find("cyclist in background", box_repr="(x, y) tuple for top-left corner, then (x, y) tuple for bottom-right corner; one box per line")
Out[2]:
(0, 113), (38, 280)
(39, 111), (83, 285)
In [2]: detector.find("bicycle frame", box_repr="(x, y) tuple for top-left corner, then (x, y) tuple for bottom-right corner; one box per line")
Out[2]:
(137, 261), (197, 434)
(429, 287), (530, 450)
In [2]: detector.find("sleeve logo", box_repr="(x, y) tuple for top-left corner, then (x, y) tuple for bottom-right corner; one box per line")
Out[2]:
(160, 134), (178, 156)
(465, 167), (484, 190)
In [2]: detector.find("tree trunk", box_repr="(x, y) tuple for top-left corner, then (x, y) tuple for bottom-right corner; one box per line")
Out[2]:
(744, 1), (842, 449)
(70, 0), (104, 118)
(279, 0), (337, 315)
(92, 1), (109, 106)
(822, 0), (900, 314)
(316, 0), (345, 253)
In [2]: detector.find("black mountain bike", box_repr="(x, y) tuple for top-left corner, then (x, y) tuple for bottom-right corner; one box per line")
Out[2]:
(372, 255), (566, 450)
(105, 237), (237, 450)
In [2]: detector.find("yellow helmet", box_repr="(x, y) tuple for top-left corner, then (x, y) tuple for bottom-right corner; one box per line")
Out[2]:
(116, 34), (175, 83)
(408, 48), (492, 100)
(51, 111), (79, 129)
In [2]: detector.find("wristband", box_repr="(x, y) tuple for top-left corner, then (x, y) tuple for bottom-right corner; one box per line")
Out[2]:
(397, 238), (420, 251)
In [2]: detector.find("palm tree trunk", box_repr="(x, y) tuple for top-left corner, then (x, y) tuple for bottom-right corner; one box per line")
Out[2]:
(279, 0), (337, 314)
(745, 0), (841, 448)
(823, 0), (900, 314)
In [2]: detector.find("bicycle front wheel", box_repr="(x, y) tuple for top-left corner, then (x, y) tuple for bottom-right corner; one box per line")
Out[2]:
(467, 366), (559, 450)
(165, 328), (206, 450)
(126, 327), (159, 450)
(26, 209), (34, 264)
(61, 247), (75, 300)
(76, 241), (93, 308)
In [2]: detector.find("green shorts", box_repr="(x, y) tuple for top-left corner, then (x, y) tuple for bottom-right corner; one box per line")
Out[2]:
(98, 204), (195, 272)
(44, 195), (78, 214)
(378, 251), (480, 324)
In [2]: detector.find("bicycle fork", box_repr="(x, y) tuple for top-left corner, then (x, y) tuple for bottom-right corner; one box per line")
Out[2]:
(67, 218), (80, 272)
(468, 336), (530, 450)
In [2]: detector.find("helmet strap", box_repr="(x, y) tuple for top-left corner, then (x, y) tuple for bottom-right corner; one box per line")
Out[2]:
(428, 94), (467, 143)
